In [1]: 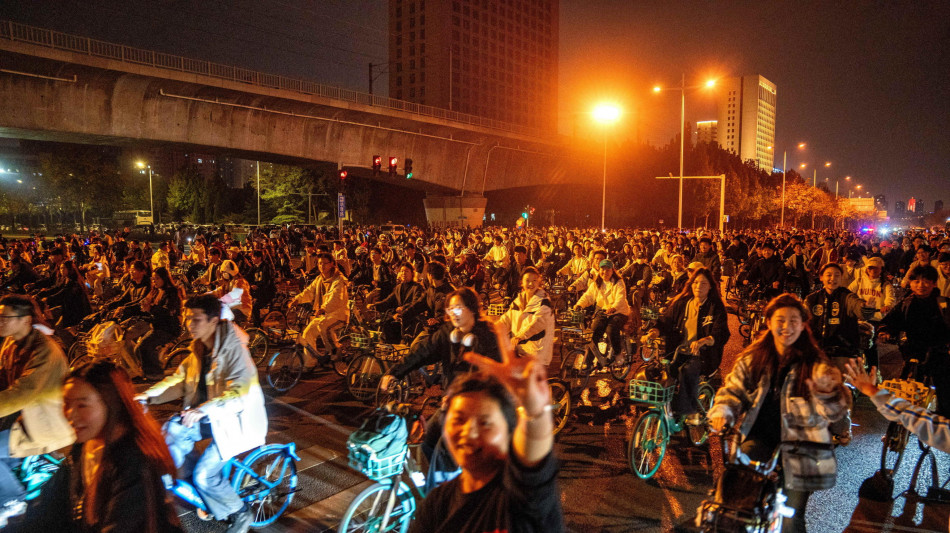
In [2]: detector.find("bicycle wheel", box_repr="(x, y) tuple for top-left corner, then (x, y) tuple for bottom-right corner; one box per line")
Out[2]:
(234, 448), (298, 528)
(880, 421), (909, 479)
(67, 341), (90, 367)
(347, 355), (385, 403)
(629, 410), (668, 479)
(245, 327), (269, 366)
(266, 348), (304, 393)
(688, 383), (716, 446)
(261, 310), (288, 342)
(559, 349), (591, 392)
(608, 351), (632, 382)
(163, 347), (190, 373)
(548, 378), (571, 436)
(339, 480), (415, 533)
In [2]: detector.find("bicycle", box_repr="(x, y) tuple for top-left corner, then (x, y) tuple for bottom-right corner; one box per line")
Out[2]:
(346, 342), (412, 403)
(164, 420), (301, 528)
(695, 428), (793, 532)
(627, 344), (716, 479)
(339, 402), (430, 533)
(878, 358), (935, 481)
(559, 310), (634, 391)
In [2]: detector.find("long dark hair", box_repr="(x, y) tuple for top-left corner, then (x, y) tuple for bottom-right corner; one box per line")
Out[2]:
(66, 361), (175, 522)
(152, 266), (185, 303)
(745, 293), (826, 398)
(670, 267), (724, 309)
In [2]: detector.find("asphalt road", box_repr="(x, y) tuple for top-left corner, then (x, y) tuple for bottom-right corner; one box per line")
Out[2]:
(155, 314), (950, 533)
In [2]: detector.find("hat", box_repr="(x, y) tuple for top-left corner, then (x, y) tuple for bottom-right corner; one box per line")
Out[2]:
(865, 257), (885, 268)
(687, 261), (705, 271)
(599, 259), (614, 269)
(879, 240), (891, 248)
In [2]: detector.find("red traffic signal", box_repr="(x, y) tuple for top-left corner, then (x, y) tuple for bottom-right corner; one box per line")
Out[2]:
(529, 207), (535, 215)
(339, 169), (348, 179)
(388, 157), (398, 177)
(372, 155), (381, 176)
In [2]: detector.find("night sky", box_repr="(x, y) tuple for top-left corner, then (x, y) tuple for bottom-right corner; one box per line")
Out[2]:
(2, 1), (949, 211)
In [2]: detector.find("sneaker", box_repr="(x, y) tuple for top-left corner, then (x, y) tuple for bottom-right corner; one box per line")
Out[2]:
(224, 506), (253, 533)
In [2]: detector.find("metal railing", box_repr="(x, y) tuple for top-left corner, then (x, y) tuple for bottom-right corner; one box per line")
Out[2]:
(0, 19), (543, 138)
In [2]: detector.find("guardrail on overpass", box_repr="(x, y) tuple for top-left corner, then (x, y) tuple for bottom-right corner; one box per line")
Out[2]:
(0, 19), (544, 139)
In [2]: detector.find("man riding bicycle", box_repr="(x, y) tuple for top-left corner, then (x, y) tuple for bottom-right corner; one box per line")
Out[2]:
(291, 252), (349, 369)
(496, 266), (555, 366)
(0, 295), (74, 511)
(135, 294), (266, 533)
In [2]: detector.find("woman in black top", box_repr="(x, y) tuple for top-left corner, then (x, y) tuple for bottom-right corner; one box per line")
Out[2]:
(12, 361), (182, 532)
(134, 267), (183, 381)
(44, 260), (92, 328)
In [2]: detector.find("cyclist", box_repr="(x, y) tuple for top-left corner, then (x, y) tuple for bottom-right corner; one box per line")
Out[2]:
(492, 245), (534, 301)
(291, 252), (349, 369)
(408, 261), (454, 347)
(14, 361), (182, 532)
(134, 267), (185, 382)
(568, 249), (606, 292)
(708, 294), (850, 533)
(210, 260), (253, 327)
(877, 264), (950, 416)
(743, 242), (786, 299)
(0, 295), (74, 509)
(556, 244), (590, 285)
(643, 267), (729, 424)
(98, 260), (150, 322)
(452, 249), (488, 296)
(495, 267), (555, 366)
(369, 263), (424, 343)
(366, 247), (396, 304)
(650, 254), (689, 304)
(574, 259), (630, 362)
(135, 294), (266, 533)
(247, 250), (275, 327)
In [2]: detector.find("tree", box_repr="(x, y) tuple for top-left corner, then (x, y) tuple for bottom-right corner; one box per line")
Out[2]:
(38, 145), (123, 231)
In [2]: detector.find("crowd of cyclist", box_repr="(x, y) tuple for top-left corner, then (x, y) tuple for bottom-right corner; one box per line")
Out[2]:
(0, 220), (948, 531)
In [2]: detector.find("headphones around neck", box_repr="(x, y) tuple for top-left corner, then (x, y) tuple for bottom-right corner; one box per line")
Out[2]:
(450, 328), (476, 348)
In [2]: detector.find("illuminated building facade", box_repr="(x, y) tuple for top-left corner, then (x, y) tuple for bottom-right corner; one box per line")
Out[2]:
(716, 74), (776, 170)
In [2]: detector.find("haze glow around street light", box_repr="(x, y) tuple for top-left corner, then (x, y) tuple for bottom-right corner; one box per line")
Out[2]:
(592, 103), (622, 124)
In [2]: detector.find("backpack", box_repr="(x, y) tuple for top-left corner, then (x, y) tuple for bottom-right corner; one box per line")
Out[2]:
(347, 410), (408, 460)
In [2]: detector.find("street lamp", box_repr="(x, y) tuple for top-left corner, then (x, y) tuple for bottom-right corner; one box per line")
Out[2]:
(592, 103), (621, 232)
(653, 75), (717, 228)
(771, 143), (805, 228)
(136, 161), (154, 224)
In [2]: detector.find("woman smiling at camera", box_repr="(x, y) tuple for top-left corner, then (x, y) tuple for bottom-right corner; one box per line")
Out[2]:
(707, 293), (850, 533)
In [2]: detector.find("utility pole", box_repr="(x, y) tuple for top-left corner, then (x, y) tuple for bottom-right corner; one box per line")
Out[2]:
(368, 63), (374, 95)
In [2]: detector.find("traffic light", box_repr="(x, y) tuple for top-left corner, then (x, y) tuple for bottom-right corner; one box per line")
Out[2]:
(388, 157), (397, 178)
(522, 211), (528, 219)
(529, 206), (535, 215)
(404, 158), (413, 179)
(338, 169), (348, 180)
(372, 155), (381, 176)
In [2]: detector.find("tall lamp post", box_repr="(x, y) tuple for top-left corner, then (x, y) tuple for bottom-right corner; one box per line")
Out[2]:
(592, 103), (621, 233)
(135, 161), (154, 224)
(654, 76), (716, 229)
(772, 142), (806, 228)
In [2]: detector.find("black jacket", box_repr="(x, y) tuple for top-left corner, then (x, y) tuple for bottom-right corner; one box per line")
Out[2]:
(654, 295), (730, 375)
(805, 287), (864, 357)
(389, 320), (501, 387)
(12, 434), (183, 533)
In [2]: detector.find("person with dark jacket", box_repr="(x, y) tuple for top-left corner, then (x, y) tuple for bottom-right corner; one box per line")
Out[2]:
(370, 263), (425, 341)
(134, 268), (184, 382)
(367, 247), (396, 303)
(645, 268), (730, 422)
(492, 245), (534, 300)
(247, 250), (275, 327)
(11, 361), (182, 533)
(42, 261), (92, 329)
(691, 238), (721, 278)
(744, 243), (786, 298)
(878, 264), (950, 416)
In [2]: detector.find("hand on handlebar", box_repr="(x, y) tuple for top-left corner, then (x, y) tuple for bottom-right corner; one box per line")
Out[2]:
(708, 415), (729, 434)
(379, 374), (395, 392)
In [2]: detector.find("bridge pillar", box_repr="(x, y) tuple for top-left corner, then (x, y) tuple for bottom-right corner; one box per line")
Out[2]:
(423, 196), (487, 228)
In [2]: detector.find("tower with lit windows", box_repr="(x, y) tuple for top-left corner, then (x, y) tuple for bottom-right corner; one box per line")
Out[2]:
(388, 0), (558, 131)
(716, 75), (776, 170)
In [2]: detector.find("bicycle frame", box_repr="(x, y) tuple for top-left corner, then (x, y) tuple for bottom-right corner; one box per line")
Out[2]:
(165, 443), (301, 517)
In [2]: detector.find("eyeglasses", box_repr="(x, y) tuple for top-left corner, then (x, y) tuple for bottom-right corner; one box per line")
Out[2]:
(447, 306), (466, 317)
(0, 315), (27, 321)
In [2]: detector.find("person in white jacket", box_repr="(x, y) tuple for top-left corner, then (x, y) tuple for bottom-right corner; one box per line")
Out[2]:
(575, 259), (631, 359)
(291, 252), (350, 368)
(0, 295), (74, 507)
(495, 267), (555, 365)
(136, 294), (267, 533)
(847, 256), (896, 321)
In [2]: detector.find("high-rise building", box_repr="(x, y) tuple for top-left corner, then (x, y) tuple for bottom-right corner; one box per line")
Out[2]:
(388, 0), (558, 131)
(873, 194), (887, 212)
(894, 200), (906, 216)
(695, 121), (718, 144)
(716, 75), (776, 170)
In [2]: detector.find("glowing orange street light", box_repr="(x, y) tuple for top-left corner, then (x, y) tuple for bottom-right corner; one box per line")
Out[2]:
(825, 161), (832, 168)
(798, 142), (806, 149)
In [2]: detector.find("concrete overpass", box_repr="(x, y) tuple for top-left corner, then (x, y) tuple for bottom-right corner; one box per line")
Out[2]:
(0, 20), (597, 226)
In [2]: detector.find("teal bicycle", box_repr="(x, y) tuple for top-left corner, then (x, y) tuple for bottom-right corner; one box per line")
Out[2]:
(627, 342), (716, 479)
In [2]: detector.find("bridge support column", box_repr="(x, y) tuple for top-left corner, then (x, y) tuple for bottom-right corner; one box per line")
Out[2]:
(423, 196), (486, 228)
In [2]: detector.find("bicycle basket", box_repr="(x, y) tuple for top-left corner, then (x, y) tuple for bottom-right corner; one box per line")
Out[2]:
(487, 303), (508, 316)
(561, 327), (592, 345)
(375, 343), (410, 361)
(640, 306), (660, 321)
(347, 411), (409, 481)
(881, 379), (936, 408)
(629, 379), (675, 405)
(350, 332), (374, 349)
